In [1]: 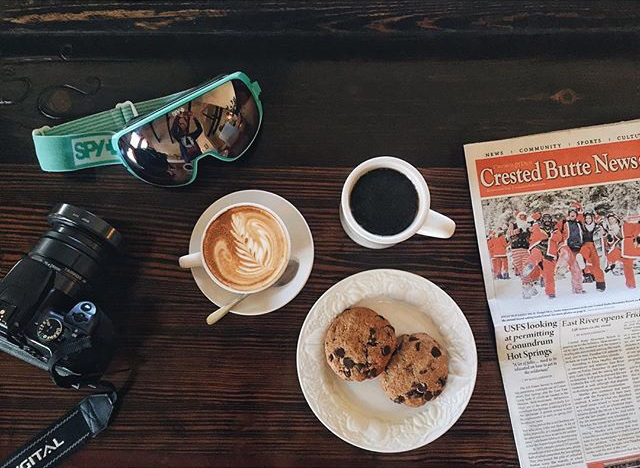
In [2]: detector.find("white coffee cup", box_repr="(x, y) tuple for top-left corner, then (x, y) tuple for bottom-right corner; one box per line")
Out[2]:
(178, 202), (291, 294)
(340, 156), (455, 249)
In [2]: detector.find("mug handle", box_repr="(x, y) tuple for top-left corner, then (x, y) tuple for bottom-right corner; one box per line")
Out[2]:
(417, 210), (456, 239)
(179, 252), (203, 269)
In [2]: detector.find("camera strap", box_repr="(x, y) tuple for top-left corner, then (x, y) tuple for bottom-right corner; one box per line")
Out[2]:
(0, 390), (117, 468)
(47, 336), (93, 388)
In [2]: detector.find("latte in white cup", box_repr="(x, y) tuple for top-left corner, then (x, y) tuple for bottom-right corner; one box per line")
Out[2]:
(179, 203), (291, 294)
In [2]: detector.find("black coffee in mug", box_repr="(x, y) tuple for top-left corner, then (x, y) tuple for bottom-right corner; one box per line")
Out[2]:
(349, 168), (419, 236)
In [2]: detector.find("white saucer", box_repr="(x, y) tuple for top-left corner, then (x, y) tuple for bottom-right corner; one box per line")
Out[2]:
(188, 190), (314, 315)
(297, 269), (477, 453)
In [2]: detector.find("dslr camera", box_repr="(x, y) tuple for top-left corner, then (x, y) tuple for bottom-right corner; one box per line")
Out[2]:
(0, 204), (123, 387)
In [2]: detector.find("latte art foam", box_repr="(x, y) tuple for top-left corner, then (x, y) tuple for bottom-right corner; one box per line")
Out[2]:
(203, 206), (289, 291)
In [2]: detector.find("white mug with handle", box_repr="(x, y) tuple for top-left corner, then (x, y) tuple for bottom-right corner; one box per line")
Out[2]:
(178, 202), (291, 323)
(339, 156), (455, 249)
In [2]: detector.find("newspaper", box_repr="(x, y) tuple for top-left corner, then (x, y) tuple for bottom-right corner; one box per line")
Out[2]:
(464, 119), (640, 468)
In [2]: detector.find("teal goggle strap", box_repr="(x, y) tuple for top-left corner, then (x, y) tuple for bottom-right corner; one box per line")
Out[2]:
(32, 91), (185, 172)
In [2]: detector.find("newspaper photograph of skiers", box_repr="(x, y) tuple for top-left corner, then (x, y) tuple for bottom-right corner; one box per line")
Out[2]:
(481, 181), (640, 316)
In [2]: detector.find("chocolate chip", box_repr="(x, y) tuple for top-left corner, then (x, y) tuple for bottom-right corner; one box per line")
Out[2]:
(344, 369), (351, 378)
(369, 368), (378, 378)
(434, 390), (442, 397)
(424, 391), (433, 401)
(408, 336), (419, 342)
(406, 390), (421, 398)
(394, 396), (405, 404)
(438, 377), (447, 387)
(417, 383), (427, 393)
(431, 347), (442, 358)
(415, 342), (421, 351)
(343, 357), (355, 369)
(328, 354), (334, 362)
(355, 363), (366, 371)
(335, 348), (345, 358)
(382, 345), (391, 356)
(368, 330), (378, 346)
(419, 369), (428, 374)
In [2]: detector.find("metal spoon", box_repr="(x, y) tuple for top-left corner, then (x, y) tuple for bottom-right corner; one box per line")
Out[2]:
(206, 259), (300, 325)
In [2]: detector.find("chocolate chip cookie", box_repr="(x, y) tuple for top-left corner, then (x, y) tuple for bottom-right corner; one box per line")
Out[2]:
(324, 307), (396, 381)
(381, 333), (448, 407)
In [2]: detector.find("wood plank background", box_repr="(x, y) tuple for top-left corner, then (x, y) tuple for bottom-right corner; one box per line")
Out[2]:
(2, 1), (640, 467)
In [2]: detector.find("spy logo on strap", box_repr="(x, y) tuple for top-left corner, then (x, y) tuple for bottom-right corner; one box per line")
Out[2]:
(71, 135), (120, 168)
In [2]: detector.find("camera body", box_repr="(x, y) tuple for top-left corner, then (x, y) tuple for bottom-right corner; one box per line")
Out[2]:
(0, 204), (123, 387)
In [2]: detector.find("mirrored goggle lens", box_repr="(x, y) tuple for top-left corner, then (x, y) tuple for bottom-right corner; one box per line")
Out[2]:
(116, 79), (260, 186)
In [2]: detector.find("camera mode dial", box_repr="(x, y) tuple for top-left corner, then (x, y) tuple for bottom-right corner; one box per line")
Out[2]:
(37, 317), (63, 342)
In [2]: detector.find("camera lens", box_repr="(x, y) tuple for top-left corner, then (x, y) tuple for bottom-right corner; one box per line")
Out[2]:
(29, 204), (123, 295)
(47, 203), (123, 251)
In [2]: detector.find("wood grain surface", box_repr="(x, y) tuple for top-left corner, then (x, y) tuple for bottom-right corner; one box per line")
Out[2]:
(0, 165), (503, 468)
(2, 1), (640, 467)
(3, 1), (640, 59)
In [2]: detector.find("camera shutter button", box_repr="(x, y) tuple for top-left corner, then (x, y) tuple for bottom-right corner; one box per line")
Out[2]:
(72, 312), (88, 322)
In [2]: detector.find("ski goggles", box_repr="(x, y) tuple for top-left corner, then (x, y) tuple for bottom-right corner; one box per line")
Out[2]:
(32, 72), (262, 186)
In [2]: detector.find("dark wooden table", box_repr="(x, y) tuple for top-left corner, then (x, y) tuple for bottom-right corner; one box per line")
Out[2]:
(2, 2), (640, 467)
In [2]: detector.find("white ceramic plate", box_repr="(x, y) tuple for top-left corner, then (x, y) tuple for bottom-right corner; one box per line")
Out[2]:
(296, 269), (477, 453)
(188, 190), (314, 315)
